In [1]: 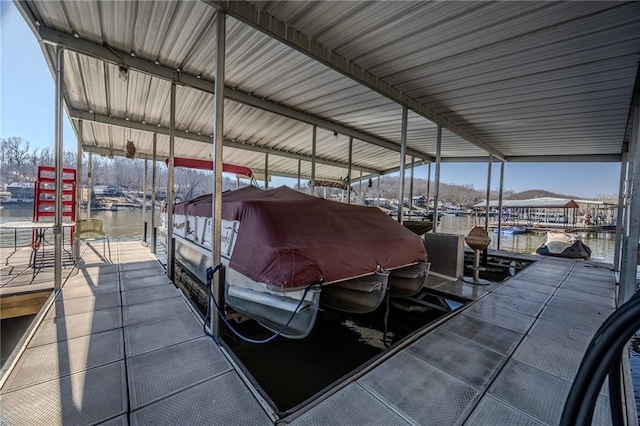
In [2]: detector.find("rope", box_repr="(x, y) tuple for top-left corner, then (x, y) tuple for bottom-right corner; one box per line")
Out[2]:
(204, 264), (322, 344)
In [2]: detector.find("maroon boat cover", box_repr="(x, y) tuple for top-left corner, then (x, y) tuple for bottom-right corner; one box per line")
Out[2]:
(174, 186), (428, 289)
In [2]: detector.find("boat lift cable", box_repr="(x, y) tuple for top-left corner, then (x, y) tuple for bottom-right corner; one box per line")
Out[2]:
(560, 290), (640, 426)
(204, 265), (323, 344)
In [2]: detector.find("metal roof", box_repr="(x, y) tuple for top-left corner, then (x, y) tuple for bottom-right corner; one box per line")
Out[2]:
(15, 1), (640, 181)
(473, 197), (581, 209)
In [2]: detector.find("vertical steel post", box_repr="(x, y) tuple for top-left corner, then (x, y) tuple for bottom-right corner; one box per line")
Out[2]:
(359, 170), (363, 199)
(143, 159), (148, 243)
(75, 120), (83, 258)
(264, 154), (269, 189)
(497, 161), (505, 251)
(426, 162), (431, 207)
(167, 82), (176, 280)
(485, 154), (493, 233)
(297, 159), (301, 191)
(433, 126), (442, 232)
(614, 151), (628, 270)
(150, 133), (157, 253)
(54, 47), (64, 292)
(87, 152), (92, 219)
(347, 137), (353, 204)
(408, 156), (415, 219)
(398, 105), (408, 224)
(619, 93), (639, 304)
(311, 125), (317, 196)
(376, 175), (380, 207)
(210, 10), (226, 337)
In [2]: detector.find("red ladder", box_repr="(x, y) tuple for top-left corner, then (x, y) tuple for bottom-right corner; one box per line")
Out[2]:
(32, 165), (76, 249)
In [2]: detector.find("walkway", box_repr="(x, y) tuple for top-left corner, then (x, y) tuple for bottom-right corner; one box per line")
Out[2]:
(0, 243), (629, 425)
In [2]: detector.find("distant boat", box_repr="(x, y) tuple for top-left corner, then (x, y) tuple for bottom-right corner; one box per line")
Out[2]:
(535, 231), (591, 260)
(494, 227), (526, 234)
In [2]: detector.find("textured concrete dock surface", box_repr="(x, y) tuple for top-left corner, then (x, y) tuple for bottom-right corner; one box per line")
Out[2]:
(0, 242), (626, 425)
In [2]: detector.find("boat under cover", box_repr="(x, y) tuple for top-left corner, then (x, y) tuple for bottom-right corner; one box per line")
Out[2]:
(535, 231), (591, 260)
(171, 186), (429, 339)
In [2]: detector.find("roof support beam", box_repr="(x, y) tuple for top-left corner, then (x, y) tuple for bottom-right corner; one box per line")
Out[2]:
(505, 154), (622, 162)
(36, 25), (430, 161)
(205, 0), (505, 162)
(67, 108), (381, 175)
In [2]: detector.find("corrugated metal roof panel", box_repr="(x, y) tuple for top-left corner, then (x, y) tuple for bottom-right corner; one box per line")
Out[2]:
(19, 0), (640, 182)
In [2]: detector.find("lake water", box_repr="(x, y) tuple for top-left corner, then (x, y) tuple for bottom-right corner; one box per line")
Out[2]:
(1, 207), (617, 264)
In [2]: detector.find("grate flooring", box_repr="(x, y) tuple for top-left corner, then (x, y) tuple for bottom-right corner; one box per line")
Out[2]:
(0, 244), (622, 426)
(1, 241), (271, 426)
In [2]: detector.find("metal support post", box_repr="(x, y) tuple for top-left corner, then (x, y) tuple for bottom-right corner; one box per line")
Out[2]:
(347, 137), (353, 204)
(54, 47), (64, 292)
(433, 126), (442, 232)
(311, 125), (317, 196)
(426, 162), (431, 207)
(167, 82), (176, 281)
(75, 119), (83, 259)
(497, 161), (505, 251)
(619, 93), (639, 304)
(210, 10), (227, 338)
(376, 176), (380, 207)
(151, 133), (157, 253)
(359, 170), (363, 199)
(143, 159), (148, 244)
(397, 105), (408, 224)
(614, 151), (628, 270)
(485, 154), (493, 232)
(264, 153), (269, 189)
(408, 156), (415, 220)
(297, 159), (301, 191)
(87, 152), (92, 218)
(483, 154), (493, 263)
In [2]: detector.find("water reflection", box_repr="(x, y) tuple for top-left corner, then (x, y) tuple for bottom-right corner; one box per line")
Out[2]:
(1, 207), (160, 248)
(436, 215), (616, 263)
(0, 208), (618, 263)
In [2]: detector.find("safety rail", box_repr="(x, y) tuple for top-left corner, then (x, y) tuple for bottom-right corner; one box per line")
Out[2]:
(560, 290), (640, 426)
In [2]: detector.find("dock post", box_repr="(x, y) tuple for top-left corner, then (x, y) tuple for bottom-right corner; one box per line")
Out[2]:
(432, 126), (442, 232)
(347, 137), (352, 204)
(397, 105), (407, 224)
(75, 119), (83, 259)
(209, 10), (227, 338)
(53, 46), (64, 292)
(496, 161), (505, 251)
(143, 221), (148, 245)
(166, 83), (176, 280)
(311, 125), (317, 196)
(151, 133), (157, 254)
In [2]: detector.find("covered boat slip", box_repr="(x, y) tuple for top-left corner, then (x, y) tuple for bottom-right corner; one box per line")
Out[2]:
(1, 242), (631, 425)
(7, 0), (640, 424)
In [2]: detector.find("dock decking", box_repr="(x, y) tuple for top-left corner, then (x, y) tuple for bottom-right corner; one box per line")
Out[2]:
(0, 242), (631, 425)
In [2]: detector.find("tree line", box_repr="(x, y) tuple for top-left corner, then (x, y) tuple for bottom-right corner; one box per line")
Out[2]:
(1, 136), (615, 207)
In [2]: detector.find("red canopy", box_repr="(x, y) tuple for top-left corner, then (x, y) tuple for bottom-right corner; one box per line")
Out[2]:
(175, 186), (428, 289)
(164, 157), (253, 177)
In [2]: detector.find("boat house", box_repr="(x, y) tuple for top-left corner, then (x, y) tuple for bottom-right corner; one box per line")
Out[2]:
(2, 2), (640, 425)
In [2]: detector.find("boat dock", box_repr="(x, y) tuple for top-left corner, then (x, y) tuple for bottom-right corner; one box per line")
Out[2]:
(0, 242), (633, 425)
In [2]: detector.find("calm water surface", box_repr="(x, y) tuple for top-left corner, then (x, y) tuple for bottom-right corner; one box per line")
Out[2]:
(2, 208), (617, 263)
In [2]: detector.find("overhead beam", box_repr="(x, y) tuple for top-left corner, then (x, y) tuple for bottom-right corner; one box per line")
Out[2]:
(505, 154), (622, 162)
(205, 0), (506, 162)
(68, 108), (381, 175)
(36, 25), (431, 161)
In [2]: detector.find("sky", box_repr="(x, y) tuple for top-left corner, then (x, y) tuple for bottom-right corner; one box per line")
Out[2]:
(0, 1), (622, 199)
